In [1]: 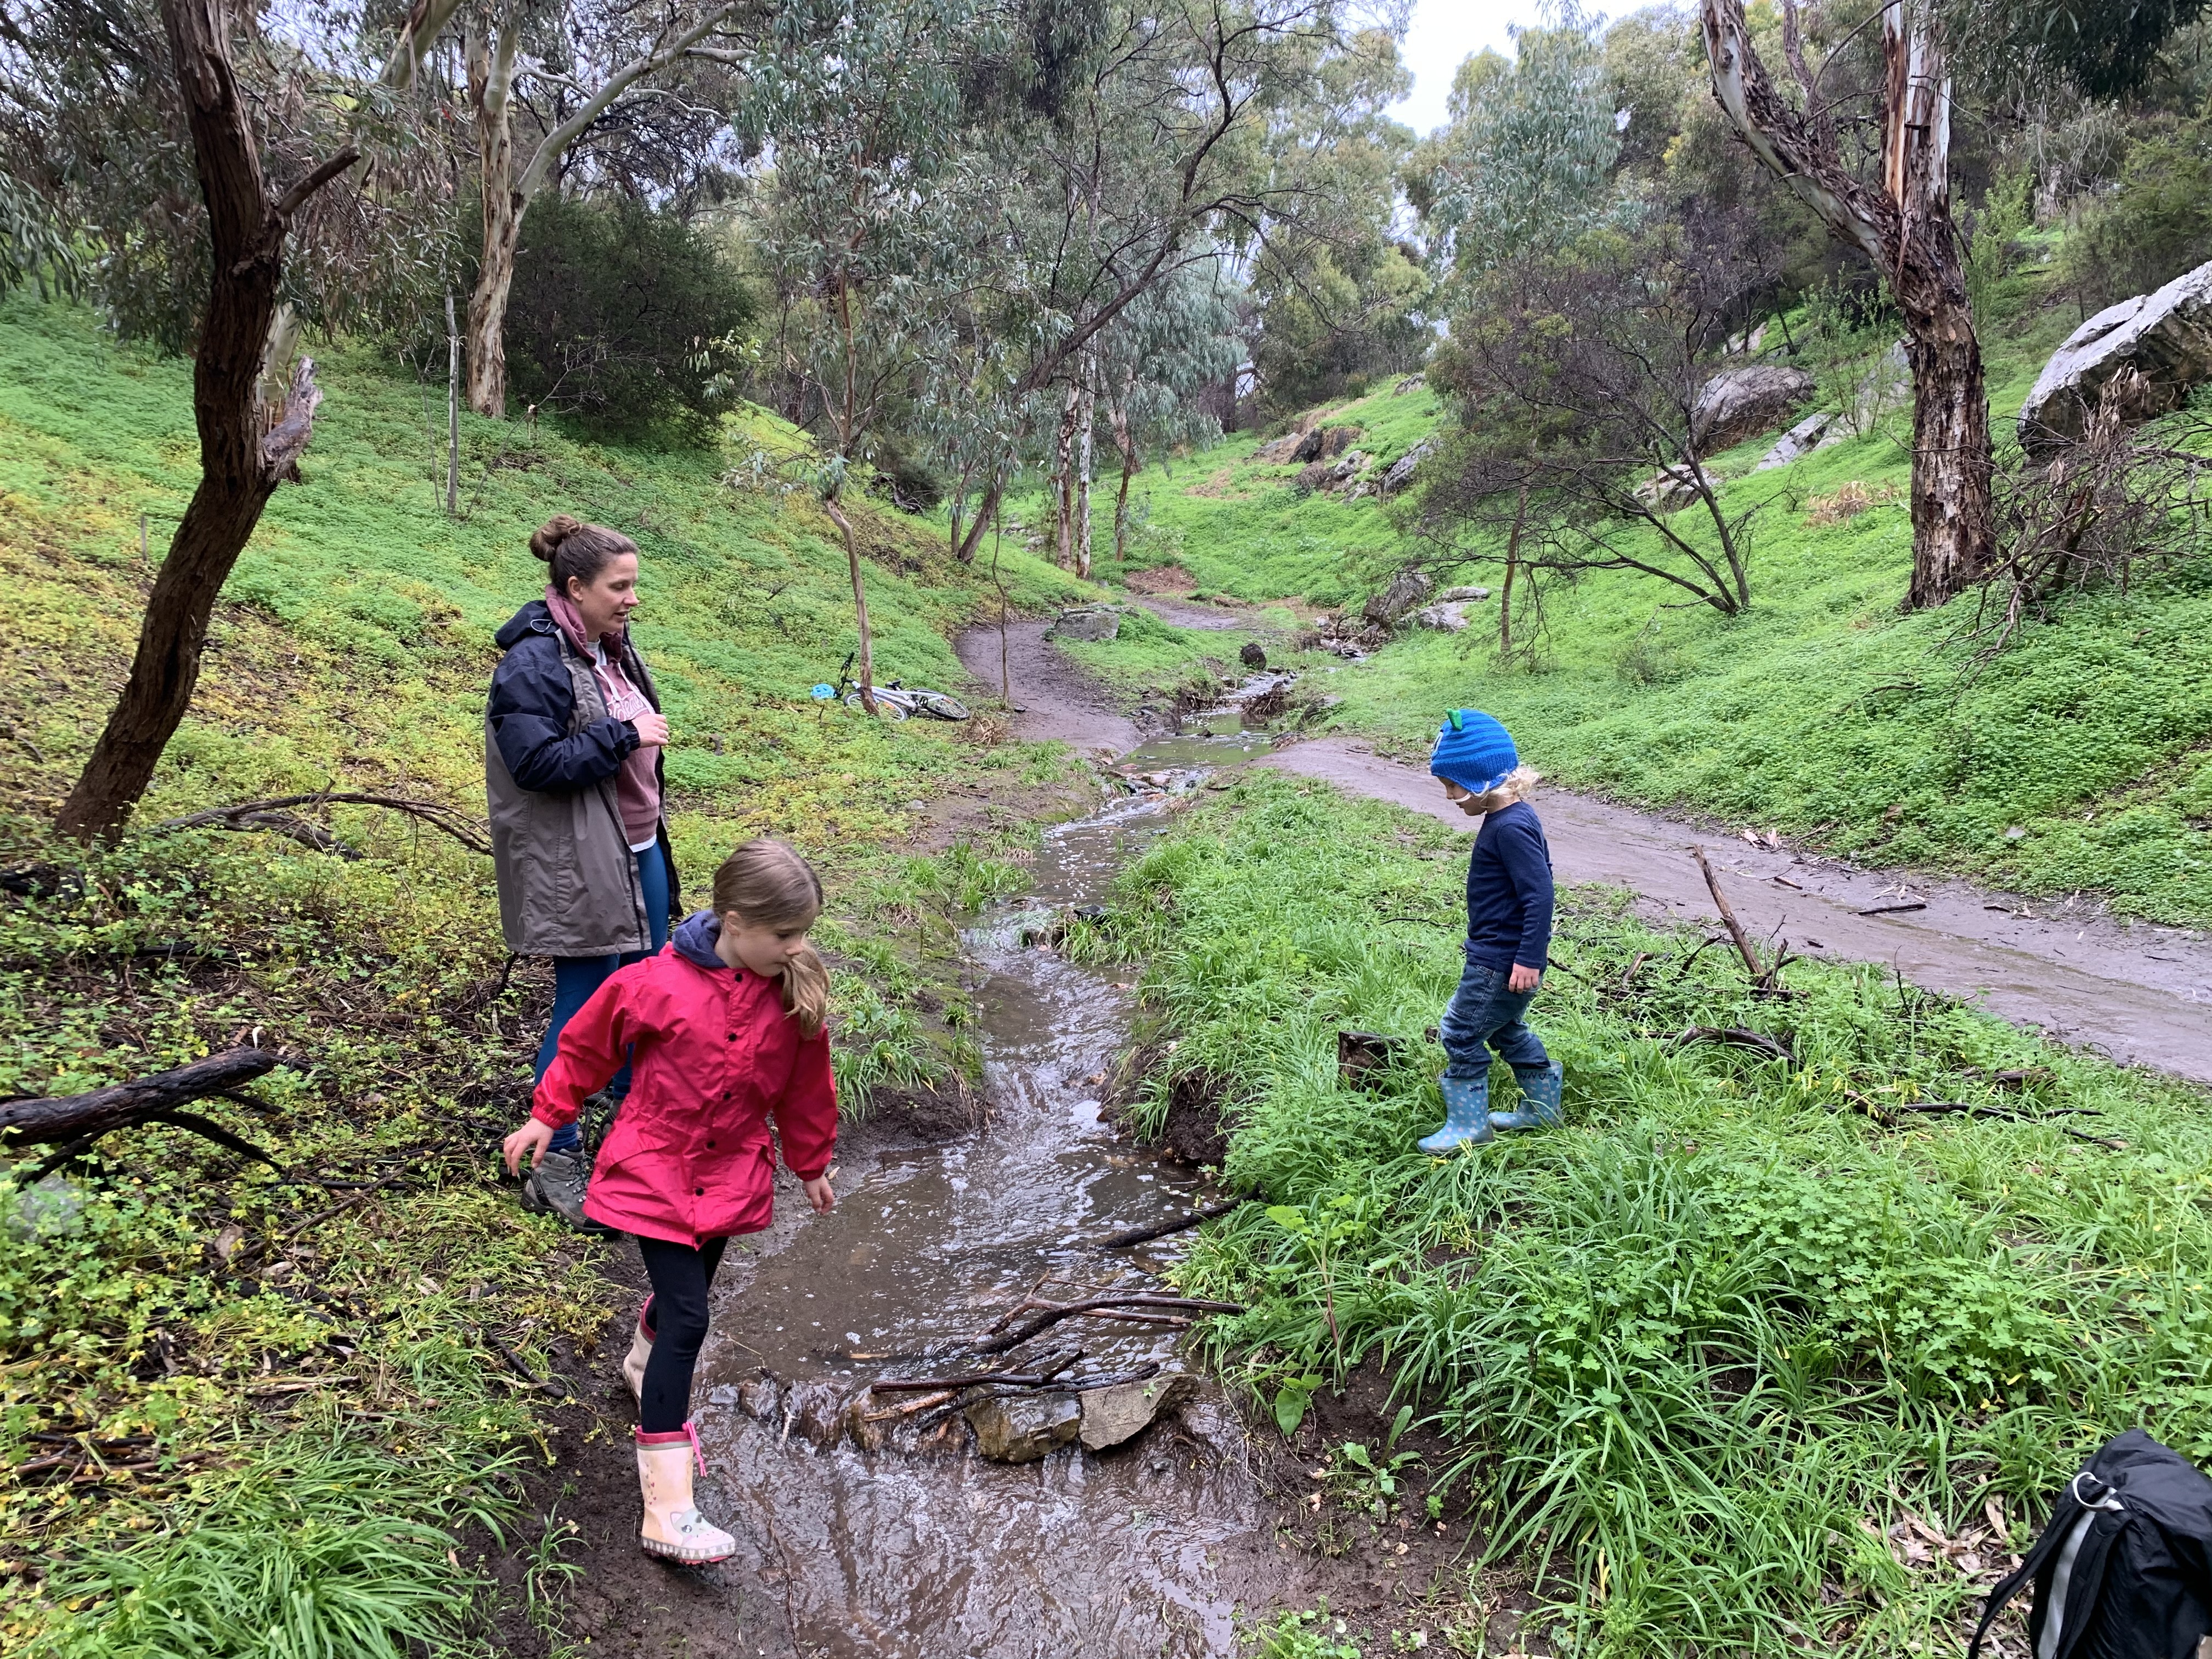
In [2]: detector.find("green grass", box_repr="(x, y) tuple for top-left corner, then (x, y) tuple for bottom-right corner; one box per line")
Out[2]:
(0, 295), (1101, 1651)
(1093, 771), (2212, 1657)
(1101, 283), (2212, 921)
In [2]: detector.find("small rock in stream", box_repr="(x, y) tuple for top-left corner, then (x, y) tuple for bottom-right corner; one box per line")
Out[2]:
(1079, 1373), (1197, 1452)
(966, 1391), (1082, 1462)
(738, 1376), (783, 1420)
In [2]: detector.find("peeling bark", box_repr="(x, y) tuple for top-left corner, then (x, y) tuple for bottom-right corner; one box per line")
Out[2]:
(1701, 0), (1993, 607)
(464, 14), (521, 418)
(55, 0), (357, 840)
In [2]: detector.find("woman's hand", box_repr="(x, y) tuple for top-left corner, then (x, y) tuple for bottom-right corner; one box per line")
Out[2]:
(802, 1174), (835, 1214)
(630, 710), (670, 749)
(504, 1118), (554, 1177)
(1509, 962), (1543, 994)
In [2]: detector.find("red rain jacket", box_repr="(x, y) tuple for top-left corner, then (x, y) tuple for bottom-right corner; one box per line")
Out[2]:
(531, 944), (837, 1246)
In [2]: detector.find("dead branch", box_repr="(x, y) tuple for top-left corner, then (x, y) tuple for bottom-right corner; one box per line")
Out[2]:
(1690, 845), (1772, 988)
(1672, 1025), (1795, 1063)
(971, 1294), (1245, 1356)
(870, 1348), (1084, 1393)
(1099, 1193), (1254, 1248)
(152, 792), (493, 857)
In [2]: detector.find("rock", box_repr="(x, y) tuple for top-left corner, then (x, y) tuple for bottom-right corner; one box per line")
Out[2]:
(1754, 410), (1836, 470)
(1078, 1373), (1197, 1452)
(1291, 459), (1330, 493)
(966, 1391), (1081, 1462)
(737, 1376), (782, 1420)
(2019, 257), (2212, 450)
(1378, 438), (1435, 497)
(1239, 641), (1267, 669)
(1048, 603), (1121, 643)
(1324, 449), (1366, 487)
(1690, 364), (1815, 453)
(1392, 372), (1426, 395)
(1437, 585), (1491, 602)
(1633, 464), (1708, 515)
(1362, 566), (1433, 625)
(1318, 425), (1361, 459)
(1413, 602), (1472, 631)
(1254, 433), (1305, 464)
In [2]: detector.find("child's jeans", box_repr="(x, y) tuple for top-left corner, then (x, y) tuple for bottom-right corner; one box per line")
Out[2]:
(1439, 951), (1551, 1084)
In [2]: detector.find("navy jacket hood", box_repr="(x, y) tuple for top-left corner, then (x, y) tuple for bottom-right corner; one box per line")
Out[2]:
(495, 599), (556, 652)
(672, 909), (730, 971)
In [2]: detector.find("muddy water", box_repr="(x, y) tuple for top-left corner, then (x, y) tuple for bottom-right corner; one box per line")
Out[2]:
(689, 789), (1305, 1657)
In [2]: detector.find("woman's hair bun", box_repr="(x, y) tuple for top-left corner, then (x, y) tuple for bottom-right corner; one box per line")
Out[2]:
(529, 514), (585, 562)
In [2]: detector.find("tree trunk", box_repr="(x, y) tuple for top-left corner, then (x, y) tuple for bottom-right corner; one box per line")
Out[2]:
(1074, 369), (1096, 580)
(823, 496), (877, 716)
(1052, 383), (1079, 568)
(54, 0), (354, 841)
(465, 15), (521, 419)
(1701, 0), (1994, 609)
(956, 472), (1002, 563)
(1113, 439), (1137, 569)
(1499, 482), (1526, 668)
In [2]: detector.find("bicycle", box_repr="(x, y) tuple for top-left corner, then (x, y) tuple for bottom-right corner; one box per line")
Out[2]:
(812, 652), (972, 721)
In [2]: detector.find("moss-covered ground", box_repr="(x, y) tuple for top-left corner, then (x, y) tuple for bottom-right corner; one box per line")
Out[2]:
(0, 296), (1096, 1654)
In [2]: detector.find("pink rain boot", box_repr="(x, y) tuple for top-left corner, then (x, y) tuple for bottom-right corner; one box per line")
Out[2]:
(634, 1422), (736, 1565)
(621, 1300), (653, 1403)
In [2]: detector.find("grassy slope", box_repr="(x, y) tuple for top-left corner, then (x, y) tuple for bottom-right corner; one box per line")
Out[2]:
(1092, 771), (2212, 1657)
(0, 297), (1091, 1653)
(1065, 301), (2212, 923)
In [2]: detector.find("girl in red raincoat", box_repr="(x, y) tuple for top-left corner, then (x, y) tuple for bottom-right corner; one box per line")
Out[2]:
(504, 838), (838, 1565)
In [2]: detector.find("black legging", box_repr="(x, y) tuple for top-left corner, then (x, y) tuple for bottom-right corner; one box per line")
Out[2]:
(636, 1235), (729, 1433)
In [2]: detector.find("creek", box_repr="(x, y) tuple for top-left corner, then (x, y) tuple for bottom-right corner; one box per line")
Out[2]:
(683, 734), (1308, 1657)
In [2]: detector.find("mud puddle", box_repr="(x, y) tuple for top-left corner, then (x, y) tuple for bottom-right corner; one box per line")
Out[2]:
(687, 771), (1310, 1657)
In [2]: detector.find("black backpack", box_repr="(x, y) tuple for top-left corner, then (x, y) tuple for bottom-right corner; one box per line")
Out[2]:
(1970, 1430), (2212, 1659)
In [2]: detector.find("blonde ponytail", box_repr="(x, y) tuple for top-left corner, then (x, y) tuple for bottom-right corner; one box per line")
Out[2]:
(710, 838), (830, 1038)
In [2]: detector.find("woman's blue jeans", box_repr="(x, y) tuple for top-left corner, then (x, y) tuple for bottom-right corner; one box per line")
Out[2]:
(537, 843), (669, 1154)
(1438, 951), (1551, 1084)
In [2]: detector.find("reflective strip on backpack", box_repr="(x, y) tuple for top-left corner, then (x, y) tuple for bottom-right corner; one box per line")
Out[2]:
(2039, 1476), (2127, 1659)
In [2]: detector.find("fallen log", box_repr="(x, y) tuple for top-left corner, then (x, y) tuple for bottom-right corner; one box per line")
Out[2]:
(1099, 1193), (1254, 1249)
(153, 792), (493, 858)
(1671, 1025), (1795, 1064)
(0, 1047), (284, 1182)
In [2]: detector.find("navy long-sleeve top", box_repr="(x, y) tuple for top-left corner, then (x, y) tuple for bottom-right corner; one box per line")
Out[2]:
(1464, 800), (1555, 971)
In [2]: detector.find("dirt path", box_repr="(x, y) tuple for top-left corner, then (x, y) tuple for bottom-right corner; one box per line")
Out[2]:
(956, 619), (2212, 1082)
(1265, 738), (2212, 1083)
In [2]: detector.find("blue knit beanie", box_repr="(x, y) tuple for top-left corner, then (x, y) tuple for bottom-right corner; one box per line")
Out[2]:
(1429, 709), (1517, 795)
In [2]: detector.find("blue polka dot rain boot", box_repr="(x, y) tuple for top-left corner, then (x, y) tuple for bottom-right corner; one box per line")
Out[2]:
(1418, 1073), (1495, 1155)
(1491, 1061), (1565, 1133)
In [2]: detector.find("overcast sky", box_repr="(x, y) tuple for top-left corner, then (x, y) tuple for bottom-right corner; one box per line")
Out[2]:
(1388, 0), (1543, 138)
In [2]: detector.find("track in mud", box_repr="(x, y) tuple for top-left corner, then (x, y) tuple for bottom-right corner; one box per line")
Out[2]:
(682, 783), (1316, 1658)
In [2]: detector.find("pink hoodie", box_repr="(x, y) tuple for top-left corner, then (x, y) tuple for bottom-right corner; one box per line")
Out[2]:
(544, 585), (662, 849)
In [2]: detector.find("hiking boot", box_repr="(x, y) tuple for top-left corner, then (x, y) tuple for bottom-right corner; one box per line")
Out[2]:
(622, 1301), (654, 1403)
(521, 1147), (613, 1233)
(636, 1423), (736, 1565)
(1418, 1074), (1494, 1155)
(1491, 1061), (1565, 1133)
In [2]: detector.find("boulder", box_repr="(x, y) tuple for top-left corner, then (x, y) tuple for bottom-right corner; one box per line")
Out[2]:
(1239, 641), (1267, 669)
(1392, 372), (1427, 395)
(1690, 365), (1815, 454)
(966, 1391), (1081, 1462)
(1317, 425), (1361, 460)
(1254, 433), (1306, 464)
(1077, 1373), (1197, 1452)
(1413, 602), (1471, 631)
(2019, 257), (2212, 451)
(1048, 604), (1121, 643)
(1754, 410), (1835, 471)
(1437, 585), (1491, 602)
(1362, 567), (1434, 625)
(1378, 438), (1435, 498)
(1633, 464), (1707, 515)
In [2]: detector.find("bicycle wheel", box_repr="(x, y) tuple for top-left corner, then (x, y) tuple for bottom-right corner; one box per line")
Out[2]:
(906, 689), (972, 721)
(846, 690), (909, 720)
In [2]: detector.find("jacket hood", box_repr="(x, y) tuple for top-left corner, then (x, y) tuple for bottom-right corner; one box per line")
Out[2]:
(494, 599), (556, 651)
(672, 909), (729, 971)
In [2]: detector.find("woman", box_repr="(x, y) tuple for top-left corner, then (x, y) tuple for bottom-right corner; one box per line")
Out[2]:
(487, 514), (680, 1227)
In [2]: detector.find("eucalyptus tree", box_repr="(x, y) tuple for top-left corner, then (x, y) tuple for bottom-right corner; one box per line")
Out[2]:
(385, 0), (758, 416)
(946, 0), (1412, 560)
(746, 0), (1000, 711)
(1701, 0), (1994, 609)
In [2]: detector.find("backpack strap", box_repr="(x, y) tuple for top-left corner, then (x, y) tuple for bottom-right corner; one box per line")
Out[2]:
(1969, 1471), (2128, 1659)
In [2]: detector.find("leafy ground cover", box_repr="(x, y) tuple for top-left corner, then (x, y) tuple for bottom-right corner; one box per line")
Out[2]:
(0, 297), (1089, 1654)
(1059, 290), (2212, 922)
(1091, 771), (2212, 1656)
